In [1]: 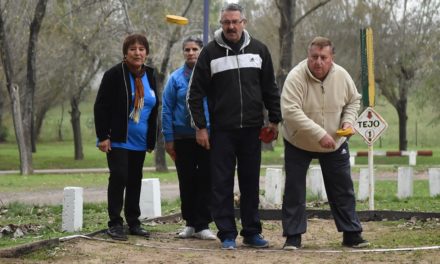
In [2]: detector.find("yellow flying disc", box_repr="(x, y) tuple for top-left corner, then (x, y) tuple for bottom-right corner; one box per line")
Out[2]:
(336, 127), (354, 137)
(166, 15), (189, 25)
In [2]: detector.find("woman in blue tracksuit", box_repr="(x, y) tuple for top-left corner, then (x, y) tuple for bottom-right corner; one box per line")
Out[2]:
(161, 37), (215, 240)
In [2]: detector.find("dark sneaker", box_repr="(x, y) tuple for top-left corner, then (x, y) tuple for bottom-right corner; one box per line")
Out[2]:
(243, 234), (269, 248)
(129, 225), (150, 238)
(342, 232), (370, 248)
(107, 225), (127, 241)
(283, 234), (301, 250)
(221, 238), (237, 250)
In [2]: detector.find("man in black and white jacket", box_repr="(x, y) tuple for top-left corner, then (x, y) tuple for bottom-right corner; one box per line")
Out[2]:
(187, 3), (281, 250)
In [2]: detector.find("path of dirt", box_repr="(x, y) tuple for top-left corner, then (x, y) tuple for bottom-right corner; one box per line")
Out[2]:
(1, 219), (439, 263)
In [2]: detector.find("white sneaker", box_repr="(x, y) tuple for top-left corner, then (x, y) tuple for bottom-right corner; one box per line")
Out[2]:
(178, 226), (195, 238)
(193, 229), (216, 240)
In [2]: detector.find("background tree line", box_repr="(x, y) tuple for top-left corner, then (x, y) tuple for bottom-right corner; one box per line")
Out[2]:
(0, 0), (439, 175)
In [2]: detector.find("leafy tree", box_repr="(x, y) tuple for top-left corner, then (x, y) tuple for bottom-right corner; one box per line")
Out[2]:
(0, 0), (49, 174)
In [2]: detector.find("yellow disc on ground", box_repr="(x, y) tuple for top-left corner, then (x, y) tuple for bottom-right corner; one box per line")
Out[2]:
(166, 15), (189, 25)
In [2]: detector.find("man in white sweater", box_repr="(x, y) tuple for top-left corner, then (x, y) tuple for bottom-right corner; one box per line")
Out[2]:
(280, 36), (369, 250)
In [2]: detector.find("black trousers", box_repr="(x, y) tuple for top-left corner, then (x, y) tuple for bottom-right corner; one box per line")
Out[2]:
(174, 138), (212, 232)
(210, 128), (262, 241)
(282, 140), (362, 237)
(106, 148), (146, 228)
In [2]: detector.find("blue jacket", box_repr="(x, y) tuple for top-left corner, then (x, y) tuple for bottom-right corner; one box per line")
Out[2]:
(162, 64), (209, 142)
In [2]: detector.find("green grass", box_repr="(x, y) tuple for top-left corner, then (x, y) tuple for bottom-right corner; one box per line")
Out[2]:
(0, 171), (178, 193)
(306, 180), (440, 212)
(355, 180), (440, 211)
(1, 140), (439, 171)
(0, 199), (181, 249)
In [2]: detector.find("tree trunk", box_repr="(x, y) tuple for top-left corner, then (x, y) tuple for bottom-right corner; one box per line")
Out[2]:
(34, 102), (51, 141)
(25, 0), (49, 154)
(70, 97), (84, 160)
(396, 99), (408, 151)
(267, 0), (297, 152)
(151, 0), (194, 172)
(0, 90), (6, 142)
(10, 85), (32, 175)
(154, 72), (168, 172)
(58, 103), (65, 141)
(0, 9), (32, 174)
(275, 0), (296, 91)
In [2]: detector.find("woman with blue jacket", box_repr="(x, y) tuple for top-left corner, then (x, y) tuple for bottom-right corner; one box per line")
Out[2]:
(162, 37), (215, 240)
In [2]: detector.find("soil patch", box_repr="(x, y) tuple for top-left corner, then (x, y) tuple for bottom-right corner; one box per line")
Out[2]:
(1, 219), (439, 263)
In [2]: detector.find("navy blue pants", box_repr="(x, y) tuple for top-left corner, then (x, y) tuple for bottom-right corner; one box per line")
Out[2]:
(174, 138), (212, 232)
(106, 148), (145, 228)
(282, 140), (362, 237)
(210, 128), (262, 241)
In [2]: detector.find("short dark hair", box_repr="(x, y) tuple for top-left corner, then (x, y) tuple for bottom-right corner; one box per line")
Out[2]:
(182, 36), (203, 50)
(221, 3), (246, 20)
(308, 36), (335, 54)
(122, 34), (149, 56)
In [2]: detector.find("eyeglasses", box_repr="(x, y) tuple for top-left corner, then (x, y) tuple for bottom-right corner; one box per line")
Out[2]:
(220, 19), (244, 26)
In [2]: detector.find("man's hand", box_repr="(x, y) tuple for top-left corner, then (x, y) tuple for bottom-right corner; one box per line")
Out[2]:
(98, 139), (111, 153)
(165, 142), (176, 161)
(319, 133), (336, 149)
(267, 122), (279, 140)
(196, 128), (210, 150)
(341, 122), (355, 137)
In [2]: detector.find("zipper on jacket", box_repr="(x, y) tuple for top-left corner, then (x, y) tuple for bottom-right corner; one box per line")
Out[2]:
(236, 53), (243, 128)
(321, 82), (325, 127)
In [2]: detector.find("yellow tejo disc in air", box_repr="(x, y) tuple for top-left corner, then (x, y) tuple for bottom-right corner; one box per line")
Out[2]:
(166, 15), (189, 25)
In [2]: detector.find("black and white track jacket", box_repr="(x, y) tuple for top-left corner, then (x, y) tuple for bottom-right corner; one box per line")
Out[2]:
(187, 29), (281, 130)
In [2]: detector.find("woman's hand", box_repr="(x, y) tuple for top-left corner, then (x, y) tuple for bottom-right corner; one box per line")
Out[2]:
(98, 139), (111, 153)
(196, 128), (210, 150)
(165, 142), (176, 161)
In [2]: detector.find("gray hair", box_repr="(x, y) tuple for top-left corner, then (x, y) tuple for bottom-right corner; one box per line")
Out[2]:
(221, 3), (246, 20)
(182, 36), (203, 50)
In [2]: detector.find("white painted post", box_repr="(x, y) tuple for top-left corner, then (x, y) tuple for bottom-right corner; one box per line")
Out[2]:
(409, 151), (417, 166)
(308, 166), (327, 201)
(139, 178), (161, 219)
(350, 155), (356, 166)
(265, 168), (283, 205)
(397, 167), (414, 199)
(357, 168), (370, 201)
(428, 168), (440, 197)
(62, 187), (83, 232)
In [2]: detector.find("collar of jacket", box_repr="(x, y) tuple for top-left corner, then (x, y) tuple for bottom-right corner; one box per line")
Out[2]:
(303, 59), (335, 83)
(214, 28), (251, 52)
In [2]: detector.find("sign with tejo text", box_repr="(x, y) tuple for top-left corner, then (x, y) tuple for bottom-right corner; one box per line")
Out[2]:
(354, 107), (388, 145)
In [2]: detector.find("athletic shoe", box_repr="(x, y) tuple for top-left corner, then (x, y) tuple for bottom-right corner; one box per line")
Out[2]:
(242, 234), (269, 248)
(342, 232), (370, 248)
(193, 229), (216, 240)
(221, 238), (237, 250)
(283, 235), (301, 250)
(129, 225), (150, 238)
(107, 225), (127, 241)
(178, 226), (195, 238)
